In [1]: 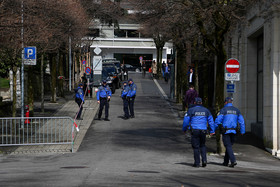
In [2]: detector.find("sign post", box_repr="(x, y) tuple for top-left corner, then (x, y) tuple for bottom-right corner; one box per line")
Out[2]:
(225, 58), (240, 97)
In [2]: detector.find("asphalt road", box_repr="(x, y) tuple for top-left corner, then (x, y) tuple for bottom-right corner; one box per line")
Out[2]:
(0, 72), (280, 187)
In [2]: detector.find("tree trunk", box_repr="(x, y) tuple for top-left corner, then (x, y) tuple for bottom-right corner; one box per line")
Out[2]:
(41, 54), (44, 113)
(215, 42), (227, 154)
(175, 45), (188, 106)
(27, 66), (34, 117)
(156, 47), (163, 77)
(58, 52), (64, 97)
(12, 67), (17, 117)
(49, 53), (57, 103)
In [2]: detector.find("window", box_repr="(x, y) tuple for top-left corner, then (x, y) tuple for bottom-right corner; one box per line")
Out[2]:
(114, 29), (126, 38)
(114, 29), (140, 38)
(87, 29), (100, 37)
(127, 30), (139, 38)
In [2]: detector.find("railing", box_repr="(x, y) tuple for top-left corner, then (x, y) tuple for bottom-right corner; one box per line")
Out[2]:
(0, 117), (77, 152)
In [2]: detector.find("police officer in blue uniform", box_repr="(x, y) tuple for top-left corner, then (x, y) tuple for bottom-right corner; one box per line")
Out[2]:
(97, 80), (112, 121)
(121, 81), (130, 120)
(182, 97), (215, 167)
(214, 97), (245, 167)
(127, 79), (137, 118)
(75, 83), (85, 120)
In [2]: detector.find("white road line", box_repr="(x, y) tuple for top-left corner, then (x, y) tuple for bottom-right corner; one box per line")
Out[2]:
(153, 79), (168, 99)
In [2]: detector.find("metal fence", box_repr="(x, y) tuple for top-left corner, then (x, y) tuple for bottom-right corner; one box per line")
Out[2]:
(0, 117), (77, 152)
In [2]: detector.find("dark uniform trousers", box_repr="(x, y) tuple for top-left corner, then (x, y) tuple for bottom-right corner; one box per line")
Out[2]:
(98, 98), (109, 119)
(128, 97), (135, 117)
(123, 98), (129, 118)
(191, 129), (207, 166)
(222, 133), (236, 164)
(75, 98), (83, 119)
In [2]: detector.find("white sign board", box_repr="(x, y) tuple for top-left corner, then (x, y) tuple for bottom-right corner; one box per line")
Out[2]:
(94, 70), (102, 75)
(93, 56), (102, 71)
(24, 47), (36, 65)
(225, 73), (240, 81)
(94, 47), (102, 55)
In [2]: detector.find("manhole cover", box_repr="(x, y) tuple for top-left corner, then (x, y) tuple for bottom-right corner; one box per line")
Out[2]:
(61, 166), (88, 169)
(128, 170), (160, 174)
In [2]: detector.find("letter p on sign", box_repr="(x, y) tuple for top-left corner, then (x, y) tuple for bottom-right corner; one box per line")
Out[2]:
(24, 47), (37, 65)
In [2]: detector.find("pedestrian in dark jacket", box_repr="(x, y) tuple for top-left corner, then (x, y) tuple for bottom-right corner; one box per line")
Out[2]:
(182, 97), (215, 168)
(121, 81), (130, 119)
(213, 97), (245, 168)
(127, 78), (137, 118)
(97, 80), (112, 121)
(75, 83), (85, 120)
(185, 85), (198, 108)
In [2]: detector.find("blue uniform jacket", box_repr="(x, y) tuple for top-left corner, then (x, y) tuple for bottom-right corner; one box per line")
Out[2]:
(97, 85), (112, 101)
(127, 83), (137, 97)
(121, 85), (129, 98)
(215, 103), (245, 134)
(75, 87), (84, 102)
(182, 105), (215, 133)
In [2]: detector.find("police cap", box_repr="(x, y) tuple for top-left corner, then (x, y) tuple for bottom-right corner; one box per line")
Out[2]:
(78, 83), (83, 86)
(225, 97), (233, 102)
(128, 78), (133, 82)
(195, 97), (202, 103)
(102, 80), (107, 83)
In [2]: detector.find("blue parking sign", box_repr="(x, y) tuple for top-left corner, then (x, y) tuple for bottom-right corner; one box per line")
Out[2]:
(24, 47), (36, 65)
(227, 83), (235, 93)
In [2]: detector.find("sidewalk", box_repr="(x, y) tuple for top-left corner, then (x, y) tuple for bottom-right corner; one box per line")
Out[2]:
(154, 77), (280, 165)
(0, 92), (98, 155)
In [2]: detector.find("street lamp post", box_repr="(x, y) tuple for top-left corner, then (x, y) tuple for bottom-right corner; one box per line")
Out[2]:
(21, 0), (25, 127)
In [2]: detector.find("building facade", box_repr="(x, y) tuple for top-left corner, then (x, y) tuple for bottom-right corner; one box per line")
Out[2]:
(229, 1), (280, 156)
(89, 21), (173, 68)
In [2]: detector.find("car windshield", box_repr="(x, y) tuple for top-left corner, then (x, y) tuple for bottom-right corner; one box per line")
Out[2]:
(114, 62), (120, 68)
(102, 66), (116, 78)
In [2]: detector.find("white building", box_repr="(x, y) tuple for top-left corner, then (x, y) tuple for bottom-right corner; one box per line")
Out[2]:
(229, 1), (280, 157)
(89, 19), (173, 68)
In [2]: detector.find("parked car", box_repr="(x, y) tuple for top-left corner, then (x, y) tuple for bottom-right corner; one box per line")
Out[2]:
(103, 59), (123, 80)
(102, 65), (120, 94)
(124, 64), (140, 72)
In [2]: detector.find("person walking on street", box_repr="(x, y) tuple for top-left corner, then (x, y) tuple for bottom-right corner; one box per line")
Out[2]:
(152, 60), (157, 78)
(96, 80), (112, 121)
(142, 61), (147, 78)
(182, 97), (215, 168)
(164, 63), (170, 82)
(162, 61), (166, 78)
(187, 67), (195, 87)
(213, 97), (245, 168)
(75, 83), (85, 120)
(127, 79), (137, 118)
(123, 64), (128, 81)
(121, 81), (130, 120)
(184, 85), (198, 109)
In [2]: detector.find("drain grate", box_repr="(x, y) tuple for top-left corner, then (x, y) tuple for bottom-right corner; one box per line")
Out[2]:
(128, 170), (160, 174)
(61, 166), (88, 169)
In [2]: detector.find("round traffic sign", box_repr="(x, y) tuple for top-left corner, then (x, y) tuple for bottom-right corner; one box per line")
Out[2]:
(225, 58), (240, 73)
(82, 60), (86, 65)
(85, 67), (91, 75)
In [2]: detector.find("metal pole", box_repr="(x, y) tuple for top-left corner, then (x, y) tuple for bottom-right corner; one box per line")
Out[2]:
(69, 36), (72, 91)
(21, 0), (24, 127)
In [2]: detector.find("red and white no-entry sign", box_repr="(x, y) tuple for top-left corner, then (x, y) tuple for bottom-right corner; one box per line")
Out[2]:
(225, 58), (240, 73)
